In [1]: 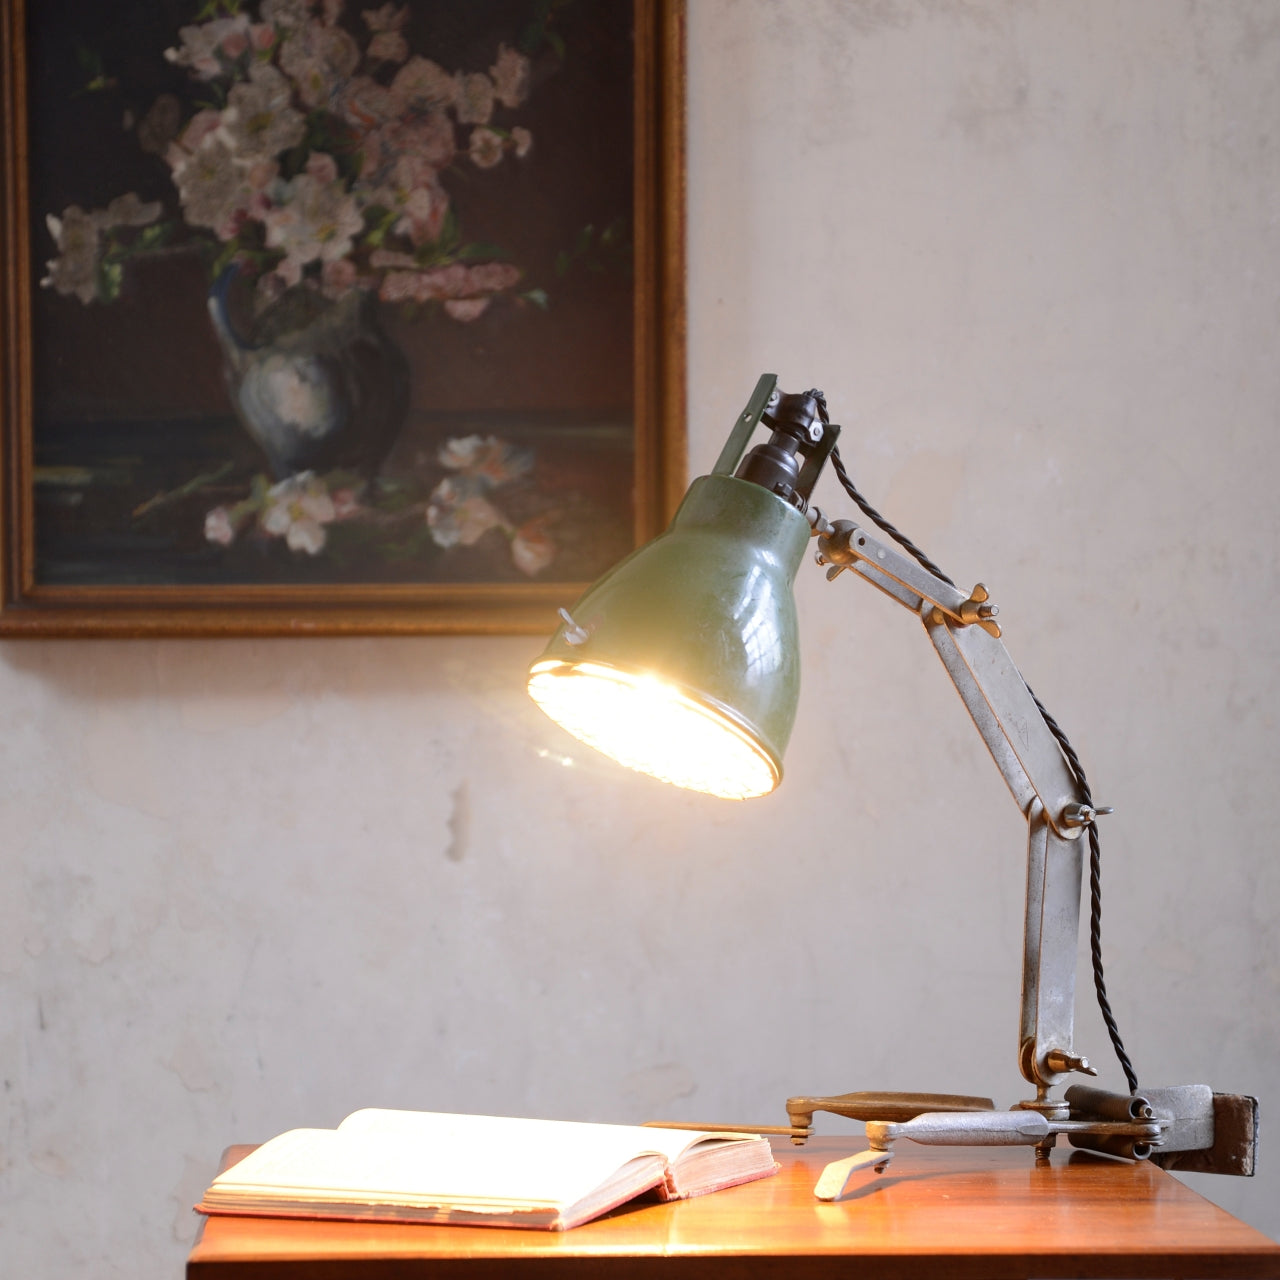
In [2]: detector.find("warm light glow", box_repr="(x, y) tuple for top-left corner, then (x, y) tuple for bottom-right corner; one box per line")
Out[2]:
(528, 660), (779, 800)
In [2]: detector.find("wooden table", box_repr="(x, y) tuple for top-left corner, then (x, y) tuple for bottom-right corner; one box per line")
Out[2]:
(187, 1137), (1280, 1279)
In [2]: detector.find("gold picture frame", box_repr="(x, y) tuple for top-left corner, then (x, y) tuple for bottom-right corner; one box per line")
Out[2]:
(0, 0), (685, 636)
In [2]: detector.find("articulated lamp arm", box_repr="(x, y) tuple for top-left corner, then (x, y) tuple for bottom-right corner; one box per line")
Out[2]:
(816, 519), (1092, 830)
(813, 518), (1098, 1099)
(792, 507), (1256, 1189)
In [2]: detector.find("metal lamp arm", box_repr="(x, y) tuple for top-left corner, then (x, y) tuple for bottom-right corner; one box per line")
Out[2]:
(814, 516), (1095, 1095)
(815, 518), (1089, 838)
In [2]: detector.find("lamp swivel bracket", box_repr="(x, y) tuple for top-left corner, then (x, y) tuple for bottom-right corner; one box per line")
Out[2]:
(729, 381), (841, 511)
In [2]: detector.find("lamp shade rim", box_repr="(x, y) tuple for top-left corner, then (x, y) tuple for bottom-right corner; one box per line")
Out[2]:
(528, 657), (783, 798)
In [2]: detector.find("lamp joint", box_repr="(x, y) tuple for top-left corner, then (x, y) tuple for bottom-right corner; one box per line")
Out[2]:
(1061, 802), (1113, 828)
(958, 584), (1000, 631)
(1045, 1049), (1098, 1077)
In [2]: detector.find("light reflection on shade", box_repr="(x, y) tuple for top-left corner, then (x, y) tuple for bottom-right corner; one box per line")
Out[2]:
(527, 660), (779, 800)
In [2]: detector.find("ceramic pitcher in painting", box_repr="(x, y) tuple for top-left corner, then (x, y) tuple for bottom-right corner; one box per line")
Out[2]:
(207, 268), (410, 482)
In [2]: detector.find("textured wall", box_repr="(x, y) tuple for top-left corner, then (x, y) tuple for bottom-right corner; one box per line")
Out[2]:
(3, 2), (1278, 1273)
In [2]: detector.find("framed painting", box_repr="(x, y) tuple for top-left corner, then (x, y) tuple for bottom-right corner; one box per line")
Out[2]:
(0, 0), (684, 635)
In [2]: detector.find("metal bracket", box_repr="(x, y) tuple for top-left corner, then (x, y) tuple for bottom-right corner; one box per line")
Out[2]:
(712, 374), (778, 476)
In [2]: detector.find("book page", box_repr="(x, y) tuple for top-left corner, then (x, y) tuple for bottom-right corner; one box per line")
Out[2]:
(338, 1109), (751, 1171)
(206, 1113), (737, 1212)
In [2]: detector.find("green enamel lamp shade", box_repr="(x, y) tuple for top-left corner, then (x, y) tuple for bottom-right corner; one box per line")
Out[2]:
(528, 473), (811, 799)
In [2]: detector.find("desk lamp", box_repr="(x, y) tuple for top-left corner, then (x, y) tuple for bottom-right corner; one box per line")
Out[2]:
(528, 375), (1258, 1198)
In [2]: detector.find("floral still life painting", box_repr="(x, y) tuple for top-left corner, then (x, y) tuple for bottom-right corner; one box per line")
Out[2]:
(1, 0), (684, 633)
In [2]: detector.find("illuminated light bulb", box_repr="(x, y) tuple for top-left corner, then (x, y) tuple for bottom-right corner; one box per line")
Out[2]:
(528, 660), (779, 800)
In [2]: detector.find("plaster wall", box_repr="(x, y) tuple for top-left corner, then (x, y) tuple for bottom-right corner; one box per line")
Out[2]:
(3, 2), (1278, 1273)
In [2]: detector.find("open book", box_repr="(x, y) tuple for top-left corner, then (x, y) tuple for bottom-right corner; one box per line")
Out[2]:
(197, 1109), (778, 1231)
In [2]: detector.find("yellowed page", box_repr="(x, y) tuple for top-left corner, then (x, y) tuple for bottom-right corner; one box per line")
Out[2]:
(205, 1112), (743, 1212)
(336, 1110), (747, 1193)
